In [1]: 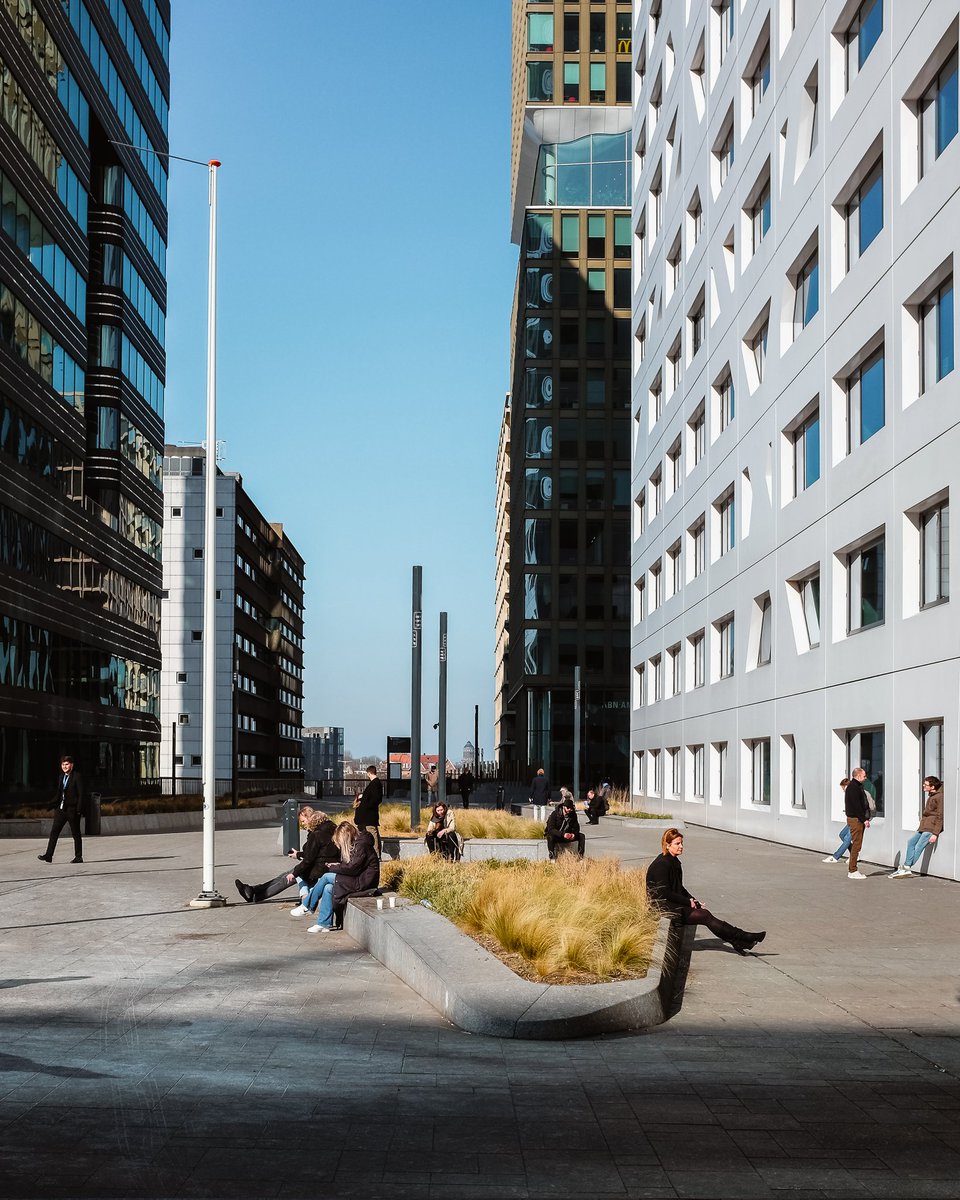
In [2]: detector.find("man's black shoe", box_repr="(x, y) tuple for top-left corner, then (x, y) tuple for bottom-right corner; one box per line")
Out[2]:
(71, 857), (83, 864)
(38, 854), (52, 863)
(235, 879), (254, 903)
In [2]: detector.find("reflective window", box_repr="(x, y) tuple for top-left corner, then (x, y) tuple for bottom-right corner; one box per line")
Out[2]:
(848, 535), (885, 631)
(750, 739), (771, 804)
(0, 610), (159, 712)
(757, 597), (772, 666)
(590, 62), (606, 102)
(121, 334), (164, 415)
(535, 133), (631, 207)
(103, 0), (169, 131)
(846, 160), (883, 268)
(563, 61), (580, 103)
(1, 0), (90, 140)
(800, 574), (820, 647)
(793, 249), (819, 333)
(0, 282), (85, 411)
(846, 727), (884, 815)
(0, 65), (88, 230)
(137, 0), (169, 60)
(792, 409), (820, 495)
(62, 0), (167, 200)
(845, 0), (882, 90)
(750, 180), (771, 251)
(524, 574), (552, 620)
(525, 212), (554, 259)
(920, 50), (958, 177)
(847, 347), (884, 449)
(0, 389), (82, 499)
(0, 167), (87, 319)
(719, 616), (735, 678)
(919, 278), (954, 392)
(920, 501), (949, 607)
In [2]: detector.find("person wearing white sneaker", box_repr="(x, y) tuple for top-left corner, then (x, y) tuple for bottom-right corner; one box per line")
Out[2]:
(823, 779), (853, 863)
(843, 769), (871, 879)
(234, 810), (337, 906)
(890, 776), (943, 878)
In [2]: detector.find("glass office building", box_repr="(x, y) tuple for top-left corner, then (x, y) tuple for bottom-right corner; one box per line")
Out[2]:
(0, 0), (169, 800)
(496, 0), (633, 789)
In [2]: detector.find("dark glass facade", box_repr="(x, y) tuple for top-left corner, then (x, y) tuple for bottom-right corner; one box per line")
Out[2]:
(0, 0), (169, 801)
(498, 0), (631, 790)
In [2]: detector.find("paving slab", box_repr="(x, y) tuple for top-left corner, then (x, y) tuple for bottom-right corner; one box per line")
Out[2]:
(1, 821), (959, 1198)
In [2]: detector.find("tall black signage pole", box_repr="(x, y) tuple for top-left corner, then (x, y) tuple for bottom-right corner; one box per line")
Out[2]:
(573, 665), (582, 801)
(474, 704), (480, 784)
(438, 612), (448, 808)
(411, 566), (423, 827)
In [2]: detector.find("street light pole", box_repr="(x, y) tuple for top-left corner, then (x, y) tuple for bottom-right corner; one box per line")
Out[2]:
(191, 160), (225, 908)
(573, 664), (581, 801)
(438, 612), (447, 808)
(410, 566), (423, 827)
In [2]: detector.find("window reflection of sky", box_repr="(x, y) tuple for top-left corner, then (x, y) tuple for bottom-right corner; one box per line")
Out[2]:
(535, 133), (632, 206)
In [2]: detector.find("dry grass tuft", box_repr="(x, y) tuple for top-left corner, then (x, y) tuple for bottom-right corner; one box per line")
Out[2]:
(384, 853), (659, 983)
(333, 805), (543, 839)
(605, 788), (670, 820)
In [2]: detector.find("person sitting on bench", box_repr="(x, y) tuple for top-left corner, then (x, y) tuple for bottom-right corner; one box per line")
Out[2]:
(234, 809), (337, 906)
(424, 802), (463, 861)
(546, 795), (585, 859)
(306, 822), (380, 934)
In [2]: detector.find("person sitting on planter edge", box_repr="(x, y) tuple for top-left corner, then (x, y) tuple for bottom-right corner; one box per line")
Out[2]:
(234, 809), (337, 907)
(424, 801), (463, 861)
(646, 827), (765, 955)
(546, 794), (585, 859)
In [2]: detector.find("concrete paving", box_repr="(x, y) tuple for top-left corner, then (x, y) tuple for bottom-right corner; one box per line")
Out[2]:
(1, 819), (958, 1199)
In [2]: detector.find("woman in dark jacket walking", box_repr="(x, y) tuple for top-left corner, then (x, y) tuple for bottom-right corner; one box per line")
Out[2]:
(234, 810), (337, 907)
(646, 828), (765, 954)
(307, 823), (380, 933)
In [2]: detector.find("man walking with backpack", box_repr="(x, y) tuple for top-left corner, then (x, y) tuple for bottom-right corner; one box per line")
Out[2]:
(844, 768), (872, 879)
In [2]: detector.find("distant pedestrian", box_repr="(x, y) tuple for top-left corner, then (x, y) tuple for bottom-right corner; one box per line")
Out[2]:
(354, 765), (383, 858)
(546, 795), (585, 858)
(646, 828), (765, 954)
(425, 762), (440, 806)
(529, 767), (551, 806)
(822, 779), (853, 864)
(38, 754), (84, 864)
(458, 768), (473, 809)
(843, 768), (872, 879)
(890, 776), (944, 878)
(584, 788), (607, 825)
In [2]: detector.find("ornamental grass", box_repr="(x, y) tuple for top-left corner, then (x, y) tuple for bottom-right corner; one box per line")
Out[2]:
(604, 788), (669, 820)
(381, 854), (659, 983)
(334, 805), (543, 839)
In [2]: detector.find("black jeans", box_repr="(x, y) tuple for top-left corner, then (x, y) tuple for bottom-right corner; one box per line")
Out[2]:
(45, 807), (82, 859)
(249, 872), (299, 903)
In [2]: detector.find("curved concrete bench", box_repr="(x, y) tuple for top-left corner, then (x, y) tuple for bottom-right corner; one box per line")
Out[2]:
(344, 896), (693, 1039)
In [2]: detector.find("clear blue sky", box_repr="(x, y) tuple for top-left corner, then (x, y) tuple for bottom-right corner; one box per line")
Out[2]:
(164, 1), (516, 758)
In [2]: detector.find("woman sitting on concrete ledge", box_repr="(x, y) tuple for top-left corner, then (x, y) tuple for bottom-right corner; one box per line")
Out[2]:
(424, 802), (463, 861)
(645, 828), (765, 955)
(306, 821), (380, 934)
(234, 810), (336, 907)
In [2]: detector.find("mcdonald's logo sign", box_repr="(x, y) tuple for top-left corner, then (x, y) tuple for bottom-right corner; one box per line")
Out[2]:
(617, 38), (632, 54)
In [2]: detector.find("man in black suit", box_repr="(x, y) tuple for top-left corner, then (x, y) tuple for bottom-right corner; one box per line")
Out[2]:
(38, 754), (84, 864)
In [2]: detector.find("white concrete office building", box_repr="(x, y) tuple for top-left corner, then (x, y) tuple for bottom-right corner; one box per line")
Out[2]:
(629, 0), (959, 879)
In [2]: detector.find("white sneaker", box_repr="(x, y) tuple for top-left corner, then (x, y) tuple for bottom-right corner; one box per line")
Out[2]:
(289, 904), (308, 917)
(822, 856), (841, 863)
(847, 870), (867, 880)
(890, 866), (912, 878)
(306, 924), (332, 934)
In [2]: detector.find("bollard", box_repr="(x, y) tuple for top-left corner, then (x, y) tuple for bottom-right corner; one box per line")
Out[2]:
(85, 792), (102, 836)
(495, 784), (505, 811)
(282, 798), (302, 855)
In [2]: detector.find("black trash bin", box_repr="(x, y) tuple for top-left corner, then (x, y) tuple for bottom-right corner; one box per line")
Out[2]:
(282, 798), (313, 855)
(85, 792), (102, 836)
(495, 785), (505, 811)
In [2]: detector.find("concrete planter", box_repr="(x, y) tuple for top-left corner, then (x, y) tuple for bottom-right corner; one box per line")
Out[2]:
(344, 896), (694, 1039)
(381, 836), (549, 862)
(0, 805), (282, 838)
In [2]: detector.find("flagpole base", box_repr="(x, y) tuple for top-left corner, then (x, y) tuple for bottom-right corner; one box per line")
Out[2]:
(189, 891), (226, 908)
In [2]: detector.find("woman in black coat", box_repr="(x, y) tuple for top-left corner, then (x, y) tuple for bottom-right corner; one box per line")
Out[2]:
(234, 810), (337, 907)
(646, 828), (765, 954)
(307, 824), (380, 933)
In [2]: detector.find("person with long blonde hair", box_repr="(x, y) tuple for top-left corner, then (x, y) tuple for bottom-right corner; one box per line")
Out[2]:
(235, 809), (337, 906)
(305, 820), (379, 933)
